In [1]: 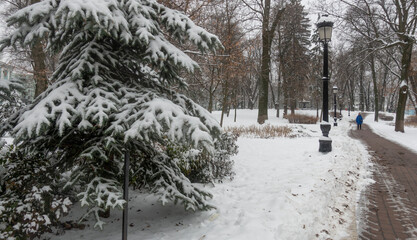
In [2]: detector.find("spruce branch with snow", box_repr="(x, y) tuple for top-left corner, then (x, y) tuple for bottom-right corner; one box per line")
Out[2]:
(0, 0), (235, 234)
(0, 75), (25, 123)
(0, 75), (23, 102)
(0, 148), (72, 239)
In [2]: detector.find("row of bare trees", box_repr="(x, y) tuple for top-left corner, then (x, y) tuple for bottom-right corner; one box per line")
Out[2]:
(329, 0), (417, 132)
(2, 0), (416, 133)
(166, 0), (315, 126)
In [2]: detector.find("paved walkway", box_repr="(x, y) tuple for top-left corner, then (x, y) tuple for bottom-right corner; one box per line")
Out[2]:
(350, 122), (417, 239)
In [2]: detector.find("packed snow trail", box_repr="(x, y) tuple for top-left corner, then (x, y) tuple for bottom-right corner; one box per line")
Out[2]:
(351, 123), (417, 239)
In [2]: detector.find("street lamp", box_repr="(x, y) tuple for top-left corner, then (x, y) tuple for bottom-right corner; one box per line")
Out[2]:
(333, 86), (338, 126)
(317, 14), (334, 152)
(122, 151), (130, 240)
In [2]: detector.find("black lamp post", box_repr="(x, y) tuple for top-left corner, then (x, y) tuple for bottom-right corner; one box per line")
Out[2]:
(122, 151), (130, 240)
(317, 15), (334, 152)
(333, 86), (338, 126)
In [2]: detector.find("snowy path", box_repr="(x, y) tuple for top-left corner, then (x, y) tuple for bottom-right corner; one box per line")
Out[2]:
(55, 111), (372, 240)
(351, 123), (417, 239)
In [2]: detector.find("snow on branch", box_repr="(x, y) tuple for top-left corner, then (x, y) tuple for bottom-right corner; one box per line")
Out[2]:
(0, 0), (232, 233)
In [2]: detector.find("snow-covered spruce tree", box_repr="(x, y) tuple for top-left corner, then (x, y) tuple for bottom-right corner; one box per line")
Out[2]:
(0, 146), (72, 239)
(0, 74), (23, 101)
(0, 0), (236, 235)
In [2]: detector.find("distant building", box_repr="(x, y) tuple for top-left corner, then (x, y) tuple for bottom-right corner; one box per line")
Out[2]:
(0, 62), (13, 82)
(298, 100), (311, 109)
(0, 61), (35, 101)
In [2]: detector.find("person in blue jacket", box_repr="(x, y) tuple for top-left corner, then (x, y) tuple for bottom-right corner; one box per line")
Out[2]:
(356, 112), (363, 130)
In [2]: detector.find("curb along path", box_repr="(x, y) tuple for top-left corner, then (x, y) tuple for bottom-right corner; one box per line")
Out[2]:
(350, 123), (417, 239)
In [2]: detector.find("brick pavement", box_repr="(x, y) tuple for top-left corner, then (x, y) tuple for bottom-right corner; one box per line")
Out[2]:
(350, 123), (417, 240)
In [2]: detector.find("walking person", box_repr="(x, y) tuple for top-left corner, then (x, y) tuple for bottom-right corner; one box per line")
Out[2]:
(356, 112), (363, 130)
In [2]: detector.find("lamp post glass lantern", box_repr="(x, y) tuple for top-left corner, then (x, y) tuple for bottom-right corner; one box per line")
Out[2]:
(333, 86), (338, 126)
(317, 15), (334, 153)
(318, 22), (333, 42)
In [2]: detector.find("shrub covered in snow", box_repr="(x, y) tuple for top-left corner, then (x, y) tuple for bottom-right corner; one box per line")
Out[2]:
(379, 113), (394, 121)
(165, 132), (238, 183)
(286, 114), (318, 124)
(0, 0), (236, 236)
(405, 115), (417, 127)
(0, 147), (72, 239)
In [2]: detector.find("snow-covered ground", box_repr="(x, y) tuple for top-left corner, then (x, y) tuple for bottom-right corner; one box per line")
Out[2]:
(364, 112), (417, 154)
(51, 109), (374, 240)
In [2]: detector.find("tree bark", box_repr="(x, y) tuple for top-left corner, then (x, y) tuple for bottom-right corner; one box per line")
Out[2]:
(276, 71), (281, 118)
(220, 83), (228, 127)
(395, 84), (408, 132)
(258, 26), (271, 123)
(395, 41), (413, 132)
(369, 51), (379, 121)
(208, 67), (216, 113)
(32, 38), (48, 98)
(408, 75), (417, 113)
(359, 62), (365, 112)
(30, 0), (48, 98)
(257, 2), (284, 124)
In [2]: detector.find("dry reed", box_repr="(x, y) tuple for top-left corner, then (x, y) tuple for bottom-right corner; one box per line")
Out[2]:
(405, 115), (417, 127)
(224, 124), (293, 138)
(286, 114), (318, 124)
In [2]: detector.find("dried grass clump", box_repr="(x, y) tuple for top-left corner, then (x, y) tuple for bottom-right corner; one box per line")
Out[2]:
(224, 124), (293, 138)
(405, 115), (417, 127)
(379, 113), (394, 121)
(286, 114), (318, 124)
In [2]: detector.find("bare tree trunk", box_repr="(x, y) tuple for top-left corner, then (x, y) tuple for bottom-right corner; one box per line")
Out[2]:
(369, 51), (379, 121)
(258, 31), (271, 124)
(359, 63), (365, 112)
(220, 69), (229, 127)
(283, 90), (288, 117)
(409, 76), (417, 114)
(380, 62), (389, 111)
(395, 84), (408, 132)
(395, 42), (413, 132)
(29, 0), (48, 98)
(276, 72), (281, 118)
(234, 89), (237, 123)
(31, 38), (48, 98)
(220, 87), (228, 127)
(257, 1), (284, 124)
(232, 89), (237, 122)
(208, 67), (216, 113)
(269, 78), (276, 109)
(290, 96), (296, 115)
(208, 90), (213, 113)
(408, 91), (417, 114)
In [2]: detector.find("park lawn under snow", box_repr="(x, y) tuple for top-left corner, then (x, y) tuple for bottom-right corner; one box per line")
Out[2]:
(54, 109), (372, 240)
(365, 112), (417, 154)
